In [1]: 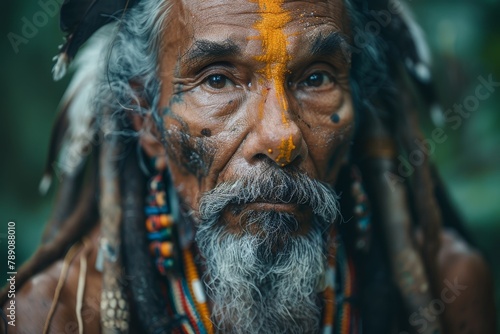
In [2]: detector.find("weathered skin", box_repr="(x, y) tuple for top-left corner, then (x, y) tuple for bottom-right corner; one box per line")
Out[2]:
(158, 0), (354, 234)
(2, 0), (496, 333)
(2, 227), (104, 334)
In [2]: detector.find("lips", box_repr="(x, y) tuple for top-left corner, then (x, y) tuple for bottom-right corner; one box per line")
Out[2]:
(198, 166), (339, 229)
(208, 185), (319, 237)
(223, 201), (313, 236)
(225, 190), (311, 214)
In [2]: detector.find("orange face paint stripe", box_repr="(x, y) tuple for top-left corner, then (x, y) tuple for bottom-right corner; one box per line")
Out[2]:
(276, 135), (296, 163)
(253, 0), (291, 124)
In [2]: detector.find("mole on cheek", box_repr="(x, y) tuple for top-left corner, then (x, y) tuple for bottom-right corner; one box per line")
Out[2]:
(331, 114), (341, 124)
(201, 128), (212, 137)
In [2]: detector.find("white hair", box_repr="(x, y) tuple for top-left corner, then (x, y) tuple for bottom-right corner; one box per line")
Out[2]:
(196, 166), (340, 333)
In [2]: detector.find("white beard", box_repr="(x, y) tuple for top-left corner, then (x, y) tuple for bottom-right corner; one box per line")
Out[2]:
(195, 167), (339, 333)
(196, 221), (327, 334)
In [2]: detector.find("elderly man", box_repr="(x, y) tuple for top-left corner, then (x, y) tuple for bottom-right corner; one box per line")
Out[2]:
(1, 0), (495, 333)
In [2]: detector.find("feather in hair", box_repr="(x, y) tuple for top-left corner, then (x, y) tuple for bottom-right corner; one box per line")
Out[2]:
(53, 0), (139, 81)
(39, 102), (69, 194)
(41, 30), (112, 194)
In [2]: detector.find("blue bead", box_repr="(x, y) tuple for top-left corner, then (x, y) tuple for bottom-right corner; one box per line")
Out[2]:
(145, 206), (169, 215)
(147, 228), (173, 241)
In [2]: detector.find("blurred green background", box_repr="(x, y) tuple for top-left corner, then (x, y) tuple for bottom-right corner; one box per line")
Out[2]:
(1, 0), (499, 330)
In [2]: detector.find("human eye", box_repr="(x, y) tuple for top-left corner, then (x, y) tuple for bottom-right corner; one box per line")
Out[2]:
(298, 71), (335, 89)
(203, 73), (236, 90)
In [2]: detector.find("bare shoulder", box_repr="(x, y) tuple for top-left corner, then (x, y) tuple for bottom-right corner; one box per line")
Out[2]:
(438, 228), (493, 285)
(437, 228), (496, 333)
(2, 227), (102, 334)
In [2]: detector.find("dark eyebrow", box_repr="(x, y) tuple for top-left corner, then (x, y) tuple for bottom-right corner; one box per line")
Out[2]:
(182, 39), (241, 69)
(310, 32), (352, 63)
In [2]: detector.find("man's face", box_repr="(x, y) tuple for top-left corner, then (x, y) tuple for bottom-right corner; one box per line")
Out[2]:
(157, 1), (354, 330)
(159, 0), (353, 232)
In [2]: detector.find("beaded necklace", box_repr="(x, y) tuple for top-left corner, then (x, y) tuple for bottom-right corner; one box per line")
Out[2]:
(145, 172), (361, 334)
(145, 173), (213, 334)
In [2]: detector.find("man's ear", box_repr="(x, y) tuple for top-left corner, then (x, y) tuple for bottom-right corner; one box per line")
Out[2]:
(130, 112), (168, 171)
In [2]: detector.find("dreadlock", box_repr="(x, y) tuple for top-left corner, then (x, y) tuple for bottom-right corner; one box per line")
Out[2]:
(1, 0), (454, 332)
(344, 1), (447, 332)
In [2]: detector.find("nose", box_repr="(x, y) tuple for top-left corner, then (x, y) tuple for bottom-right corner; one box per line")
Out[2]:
(243, 85), (305, 167)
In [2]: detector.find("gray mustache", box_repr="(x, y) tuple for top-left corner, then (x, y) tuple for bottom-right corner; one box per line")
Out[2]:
(198, 166), (340, 223)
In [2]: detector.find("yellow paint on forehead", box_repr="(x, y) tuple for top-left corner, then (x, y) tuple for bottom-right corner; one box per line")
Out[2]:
(253, 0), (291, 124)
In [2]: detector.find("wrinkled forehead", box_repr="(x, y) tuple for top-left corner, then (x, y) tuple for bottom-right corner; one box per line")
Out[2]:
(182, 0), (346, 22)
(169, 0), (350, 46)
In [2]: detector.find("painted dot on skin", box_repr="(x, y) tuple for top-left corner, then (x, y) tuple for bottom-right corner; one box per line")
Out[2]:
(331, 114), (341, 124)
(268, 148), (273, 154)
(201, 128), (212, 137)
